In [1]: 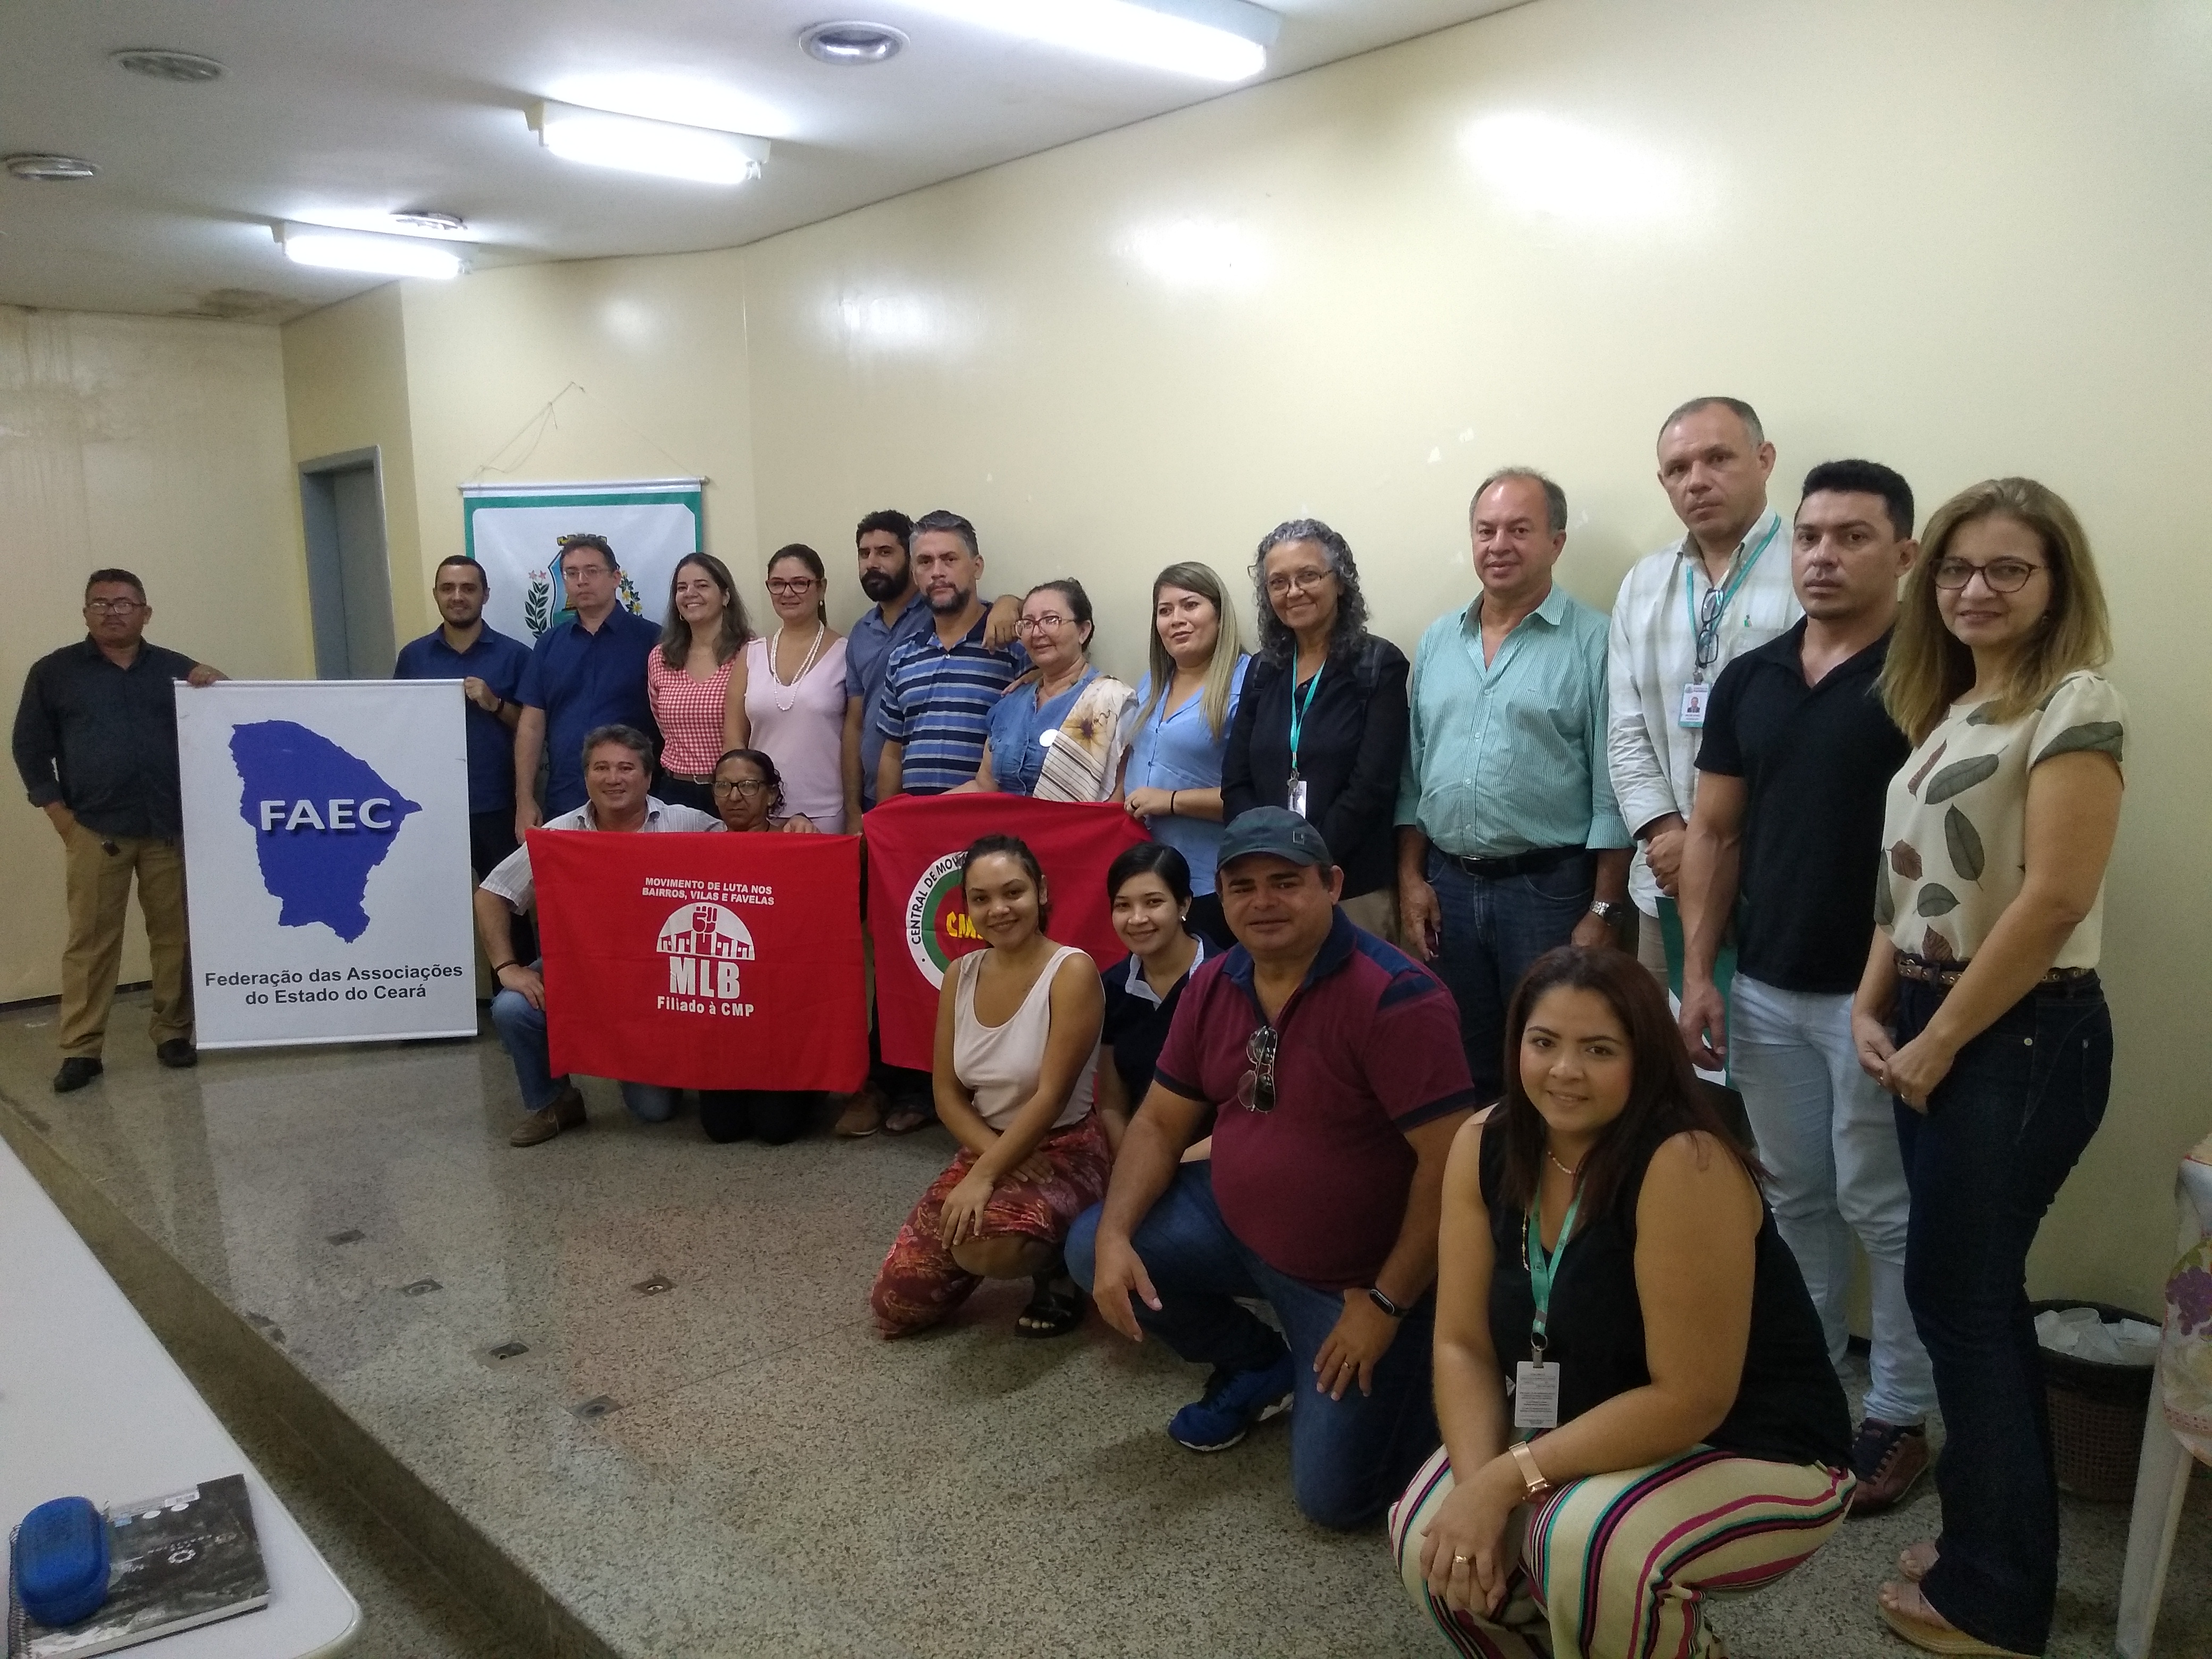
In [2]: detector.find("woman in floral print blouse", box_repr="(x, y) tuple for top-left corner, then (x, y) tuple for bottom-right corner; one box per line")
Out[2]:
(1850, 477), (2125, 1659)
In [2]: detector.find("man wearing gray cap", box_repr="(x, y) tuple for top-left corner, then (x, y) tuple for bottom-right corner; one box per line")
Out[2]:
(1069, 808), (1477, 1529)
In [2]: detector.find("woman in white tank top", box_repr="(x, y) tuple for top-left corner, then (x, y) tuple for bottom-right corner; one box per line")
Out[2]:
(869, 834), (1110, 1340)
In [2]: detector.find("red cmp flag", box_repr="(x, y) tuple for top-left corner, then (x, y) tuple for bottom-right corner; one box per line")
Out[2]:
(531, 829), (868, 1094)
(862, 794), (1149, 1072)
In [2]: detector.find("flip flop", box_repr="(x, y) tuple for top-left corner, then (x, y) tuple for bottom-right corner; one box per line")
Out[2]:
(1899, 1540), (1938, 1583)
(1015, 1273), (1085, 1338)
(883, 1104), (934, 1135)
(1876, 1583), (2035, 1657)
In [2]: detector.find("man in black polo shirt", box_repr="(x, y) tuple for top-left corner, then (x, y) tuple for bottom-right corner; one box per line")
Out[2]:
(12, 569), (226, 1092)
(1677, 460), (1934, 1513)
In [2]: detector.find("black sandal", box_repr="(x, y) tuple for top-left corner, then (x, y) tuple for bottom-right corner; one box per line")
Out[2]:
(1016, 1272), (1085, 1338)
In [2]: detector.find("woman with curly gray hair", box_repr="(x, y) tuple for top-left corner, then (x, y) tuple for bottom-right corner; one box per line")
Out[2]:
(1221, 518), (1409, 935)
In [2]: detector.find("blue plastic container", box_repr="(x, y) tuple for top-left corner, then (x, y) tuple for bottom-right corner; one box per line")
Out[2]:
(15, 1496), (110, 1627)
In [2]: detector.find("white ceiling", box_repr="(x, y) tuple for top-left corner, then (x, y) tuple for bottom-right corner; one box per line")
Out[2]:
(0, 0), (1521, 322)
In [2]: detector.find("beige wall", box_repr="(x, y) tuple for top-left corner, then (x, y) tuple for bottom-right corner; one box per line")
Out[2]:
(3, 306), (306, 1002)
(275, 0), (2208, 1310)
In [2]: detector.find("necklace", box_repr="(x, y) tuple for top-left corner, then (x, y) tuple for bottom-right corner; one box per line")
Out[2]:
(1546, 1147), (1582, 1181)
(768, 623), (826, 711)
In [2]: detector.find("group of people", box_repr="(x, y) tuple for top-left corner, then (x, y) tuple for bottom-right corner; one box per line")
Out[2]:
(13, 391), (2126, 1659)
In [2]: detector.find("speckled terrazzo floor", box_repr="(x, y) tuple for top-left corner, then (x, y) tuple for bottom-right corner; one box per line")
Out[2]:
(3, 990), (2206, 1658)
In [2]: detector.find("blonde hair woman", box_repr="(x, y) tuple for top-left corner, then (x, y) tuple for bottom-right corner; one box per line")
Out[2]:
(1850, 477), (2124, 1659)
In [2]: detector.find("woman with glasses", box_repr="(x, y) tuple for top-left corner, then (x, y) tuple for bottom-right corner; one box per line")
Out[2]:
(1122, 562), (1249, 948)
(1223, 520), (1409, 940)
(870, 834), (1109, 1340)
(1850, 480), (2125, 1659)
(648, 553), (751, 812)
(1393, 947), (1851, 1659)
(961, 579), (1135, 803)
(724, 544), (848, 831)
(700, 747), (819, 1143)
(1095, 843), (1209, 1155)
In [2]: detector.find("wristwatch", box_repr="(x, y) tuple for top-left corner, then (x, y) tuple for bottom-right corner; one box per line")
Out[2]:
(1588, 900), (1626, 924)
(1366, 1286), (1408, 1319)
(1509, 1439), (1552, 1500)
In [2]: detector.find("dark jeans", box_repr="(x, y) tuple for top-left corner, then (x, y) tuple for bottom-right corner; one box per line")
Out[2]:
(1066, 1163), (1438, 1530)
(469, 810), (534, 963)
(1893, 972), (2111, 1655)
(1425, 849), (1595, 1100)
(701, 1090), (815, 1145)
(656, 773), (716, 814)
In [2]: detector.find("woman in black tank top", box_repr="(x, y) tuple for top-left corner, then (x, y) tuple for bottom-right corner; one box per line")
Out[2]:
(1389, 948), (1853, 1659)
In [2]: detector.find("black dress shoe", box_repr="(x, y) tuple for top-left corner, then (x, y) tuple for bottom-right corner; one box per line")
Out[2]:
(53, 1058), (104, 1093)
(155, 1039), (198, 1069)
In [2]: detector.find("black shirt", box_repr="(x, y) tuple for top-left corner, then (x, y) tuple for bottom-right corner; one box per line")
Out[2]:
(13, 637), (200, 838)
(1480, 1117), (1850, 1470)
(1099, 943), (1204, 1105)
(1695, 623), (1909, 994)
(1222, 635), (1409, 900)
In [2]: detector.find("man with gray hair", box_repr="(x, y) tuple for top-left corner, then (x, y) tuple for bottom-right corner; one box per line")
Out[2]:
(475, 724), (719, 1147)
(1396, 470), (1631, 1099)
(1606, 397), (1799, 990)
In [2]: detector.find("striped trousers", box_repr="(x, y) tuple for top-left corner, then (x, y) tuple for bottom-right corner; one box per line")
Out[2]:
(1389, 1444), (1853, 1658)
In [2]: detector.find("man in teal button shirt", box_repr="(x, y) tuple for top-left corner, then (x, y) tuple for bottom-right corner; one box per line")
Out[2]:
(1395, 468), (1632, 1097)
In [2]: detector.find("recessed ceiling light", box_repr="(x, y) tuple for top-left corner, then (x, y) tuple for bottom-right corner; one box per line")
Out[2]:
(801, 21), (909, 65)
(526, 100), (769, 186)
(111, 48), (226, 83)
(391, 210), (467, 234)
(275, 222), (468, 280)
(901, 0), (1278, 82)
(4, 154), (99, 181)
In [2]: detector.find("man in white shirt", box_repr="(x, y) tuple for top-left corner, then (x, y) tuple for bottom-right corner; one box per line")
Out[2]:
(476, 724), (720, 1146)
(1606, 398), (1802, 989)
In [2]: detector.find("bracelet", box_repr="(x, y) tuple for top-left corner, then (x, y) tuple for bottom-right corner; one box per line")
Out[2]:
(489, 960), (517, 975)
(1169, 790), (1178, 815)
(1509, 1439), (1552, 1499)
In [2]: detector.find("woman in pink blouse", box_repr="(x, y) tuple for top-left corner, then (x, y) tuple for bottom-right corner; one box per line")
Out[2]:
(725, 544), (849, 832)
(647, 553), (752, 813)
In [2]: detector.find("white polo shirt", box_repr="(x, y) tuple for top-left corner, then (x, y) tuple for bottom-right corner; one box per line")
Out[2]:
(477, 796), (722, 914)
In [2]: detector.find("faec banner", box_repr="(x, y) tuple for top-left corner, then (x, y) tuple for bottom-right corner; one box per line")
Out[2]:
(531, 829), (868, 1093)
(862, 794), (1149, 1073)
(177, 681), (476, 1048)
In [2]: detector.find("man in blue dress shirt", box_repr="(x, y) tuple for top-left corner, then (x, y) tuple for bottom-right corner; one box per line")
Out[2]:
(512, 535), (661, 836)
(393, 556), (533, 884)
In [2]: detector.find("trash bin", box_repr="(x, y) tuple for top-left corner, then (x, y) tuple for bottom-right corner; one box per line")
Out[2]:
(2030, 1298), (2160, 1502)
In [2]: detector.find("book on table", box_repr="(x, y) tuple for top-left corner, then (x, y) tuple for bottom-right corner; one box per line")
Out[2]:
(8, 1474), (270, 1658)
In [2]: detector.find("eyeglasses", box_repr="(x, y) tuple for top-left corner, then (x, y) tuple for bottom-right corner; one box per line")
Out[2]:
(1236, 1025), (1278, 1113)
(85, 599), (145, 615)
(1931, 556), (2044, 593)
(1693, 581), (1727, 673)
(766, 577), (819, 596)
(712, 778), (770, 798)
(1263, 568), (1333, 599)
(1016, 613), (1070, 633)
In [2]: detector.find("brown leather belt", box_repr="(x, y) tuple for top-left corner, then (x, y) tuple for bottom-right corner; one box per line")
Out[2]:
(1893, 951), (2095, 989)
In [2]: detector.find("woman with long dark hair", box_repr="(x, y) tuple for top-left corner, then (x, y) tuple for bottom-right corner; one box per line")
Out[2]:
(1093, 843), (1207, 1154)
(1392, 947), (1851, 1658)
(649, 552), (750, 812)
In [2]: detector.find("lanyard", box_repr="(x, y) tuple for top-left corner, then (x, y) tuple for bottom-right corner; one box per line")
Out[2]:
(1524, 1185), (1583, 1361)
(1681, 516), (1780, 681)
(1286, 659), (1326, 775)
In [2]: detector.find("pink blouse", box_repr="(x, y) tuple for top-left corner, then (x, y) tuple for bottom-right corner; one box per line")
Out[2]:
(743, 632), (848, 832)
(647, 651), (736, 777)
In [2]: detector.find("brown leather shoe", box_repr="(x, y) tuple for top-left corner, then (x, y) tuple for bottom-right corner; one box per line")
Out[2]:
(1849, 1418), (1931, 1514)
(510, 1086), (586, 1146)
(834, 1086), (885, 1138)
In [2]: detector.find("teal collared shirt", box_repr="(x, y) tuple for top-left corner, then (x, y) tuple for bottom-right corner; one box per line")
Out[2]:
(1395, 584), (1631, 858)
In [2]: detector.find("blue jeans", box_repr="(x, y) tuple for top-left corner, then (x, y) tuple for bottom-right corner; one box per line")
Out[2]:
(489, 963), (676, 1122)
(1425, 850), (1594, 1100)
(1729, 974), (1934, 1427)
(1893, 973), (2111, 1655)
(1067, 1164), (1438, 1530)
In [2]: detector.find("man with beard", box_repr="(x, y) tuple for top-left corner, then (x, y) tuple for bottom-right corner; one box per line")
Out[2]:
(874, 511), (1028, 802)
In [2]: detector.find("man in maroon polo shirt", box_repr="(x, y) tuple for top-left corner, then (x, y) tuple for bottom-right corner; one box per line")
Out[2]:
(1068, 807), (1476, 1529)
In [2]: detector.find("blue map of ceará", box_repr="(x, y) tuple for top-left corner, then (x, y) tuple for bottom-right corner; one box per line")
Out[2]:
(231, 720), (421, 942)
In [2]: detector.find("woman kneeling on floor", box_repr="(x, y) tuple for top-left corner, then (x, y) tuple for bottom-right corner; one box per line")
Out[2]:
(869, 834), (1109, 1339)
(1391, 947), (1854, 1659)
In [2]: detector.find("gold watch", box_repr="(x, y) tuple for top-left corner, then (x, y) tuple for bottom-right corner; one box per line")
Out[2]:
(1509, 1439), (1552, 1500)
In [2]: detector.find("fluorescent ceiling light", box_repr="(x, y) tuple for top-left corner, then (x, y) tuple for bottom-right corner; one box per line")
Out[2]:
(276, 222), (467, 279)
(904, 0), (1278, 82)
(544, 76), (793, 140)
(528, 99), (770, 185)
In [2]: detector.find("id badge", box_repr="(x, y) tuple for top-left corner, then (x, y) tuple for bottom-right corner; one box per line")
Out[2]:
(1287, 775), (1309, 818)
(1513, 1360), (1561, 1430)
(1678, 682), (1711, 730)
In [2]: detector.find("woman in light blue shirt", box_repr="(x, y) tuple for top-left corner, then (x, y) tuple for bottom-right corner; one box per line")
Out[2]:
(1121, 562), (1248, 944)
(968, 580), (1135, 801)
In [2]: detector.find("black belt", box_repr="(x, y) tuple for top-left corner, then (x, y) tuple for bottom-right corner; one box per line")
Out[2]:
(1443, 845), (1587, 880)
(1894, 951), (2095, 990)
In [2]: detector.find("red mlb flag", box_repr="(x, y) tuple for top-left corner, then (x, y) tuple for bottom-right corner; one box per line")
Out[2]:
(863, 794), (1149, 1071)
(531, 830), (868, 1093)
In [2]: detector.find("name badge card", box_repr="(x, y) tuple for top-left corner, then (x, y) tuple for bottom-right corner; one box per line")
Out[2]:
(1287, 776), (1309, 818)
(1513, 1360), (1561, 1430)
(1678, 682), (1711, 730)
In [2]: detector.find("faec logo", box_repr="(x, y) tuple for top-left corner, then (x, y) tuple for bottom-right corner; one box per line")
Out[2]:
(229, 721), (421, 944)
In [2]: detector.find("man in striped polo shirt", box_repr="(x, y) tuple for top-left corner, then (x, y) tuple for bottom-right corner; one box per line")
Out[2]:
(874, 510), (1027, 799)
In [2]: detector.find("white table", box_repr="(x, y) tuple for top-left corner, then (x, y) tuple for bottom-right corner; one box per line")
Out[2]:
(0, 1140), (359, 1656)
